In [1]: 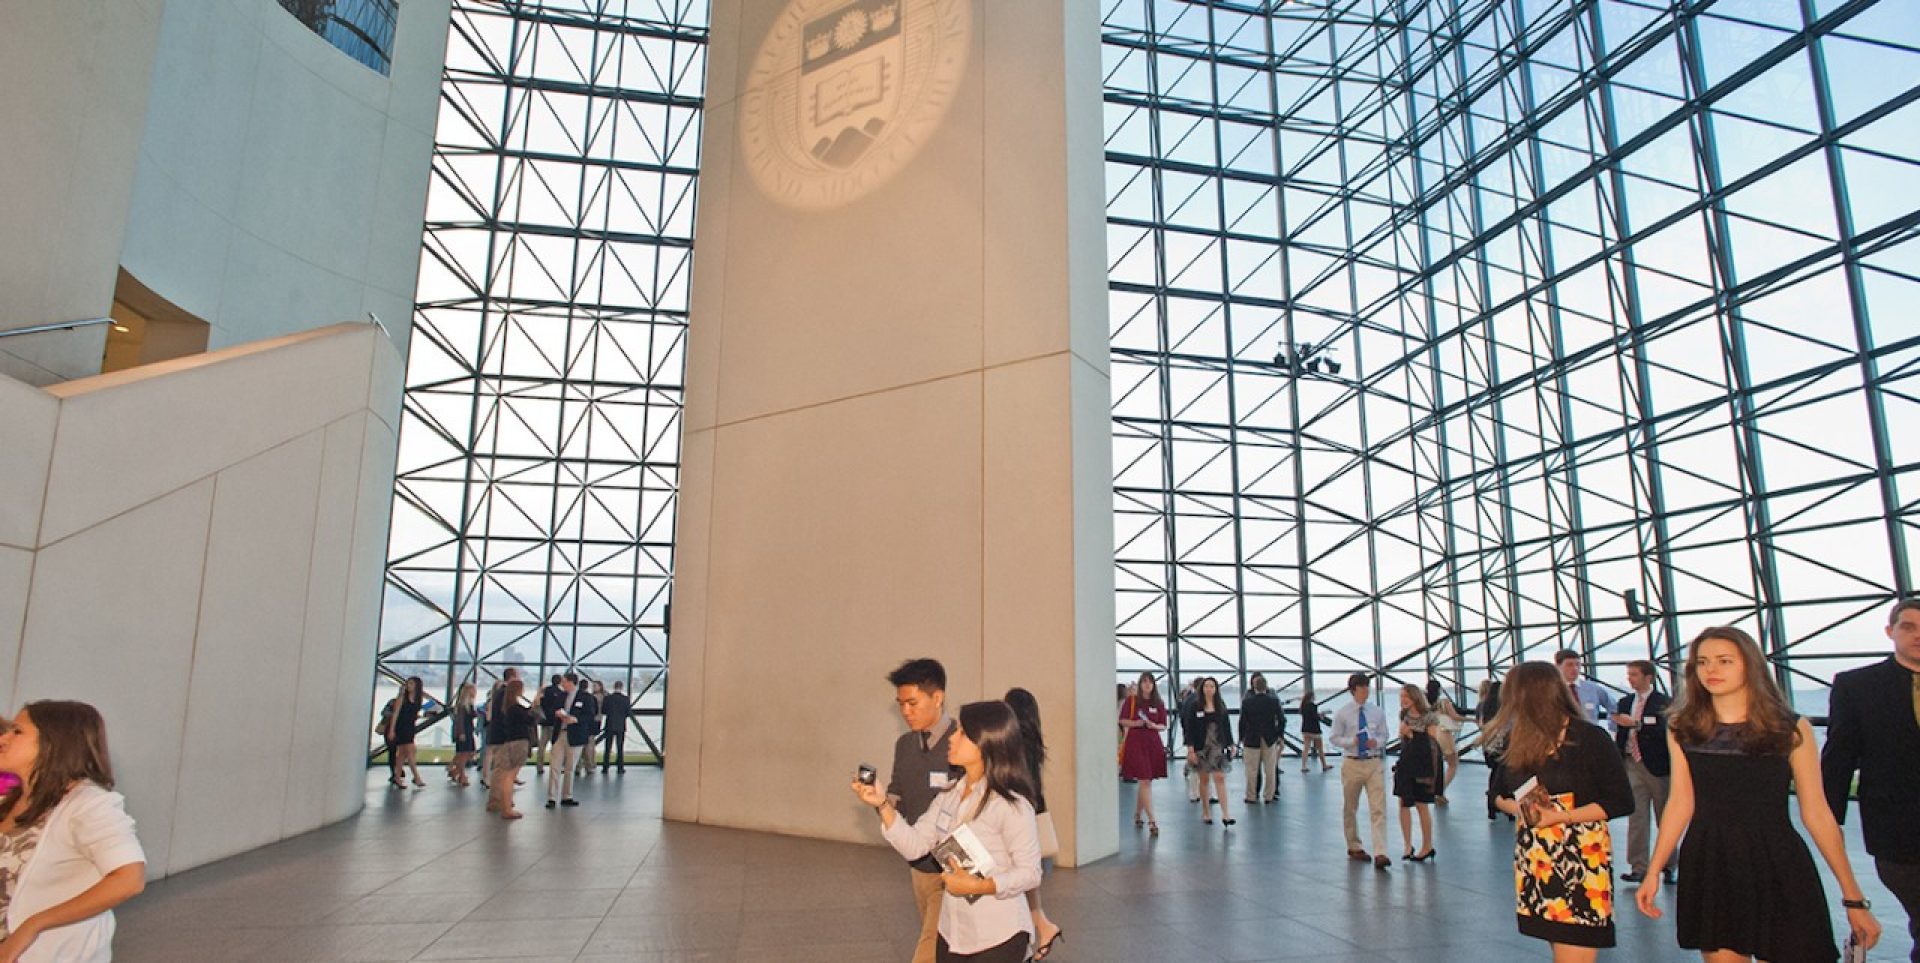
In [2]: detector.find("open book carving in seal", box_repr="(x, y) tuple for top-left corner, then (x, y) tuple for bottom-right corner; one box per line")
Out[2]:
(741, 0), (973, 210)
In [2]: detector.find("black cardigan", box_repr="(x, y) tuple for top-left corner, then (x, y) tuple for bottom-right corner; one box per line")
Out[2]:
(1183, 700), (1235, 752)
(1493, 720), (1634, 821)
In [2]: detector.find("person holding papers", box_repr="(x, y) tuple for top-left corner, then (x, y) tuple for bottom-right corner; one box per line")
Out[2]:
(1489, 662), (1634, 959)
(853, 701), (1043, 963)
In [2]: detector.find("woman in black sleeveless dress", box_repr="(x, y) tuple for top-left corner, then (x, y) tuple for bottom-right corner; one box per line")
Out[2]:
(1634, 627), (1882, 962)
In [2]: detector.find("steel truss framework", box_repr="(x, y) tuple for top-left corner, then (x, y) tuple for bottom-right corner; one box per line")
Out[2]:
(1104, 0), (1920, 716)
(376, 0), (708, 757)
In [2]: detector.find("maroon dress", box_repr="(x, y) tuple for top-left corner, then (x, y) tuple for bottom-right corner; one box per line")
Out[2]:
(1119, 697), (1169, 780)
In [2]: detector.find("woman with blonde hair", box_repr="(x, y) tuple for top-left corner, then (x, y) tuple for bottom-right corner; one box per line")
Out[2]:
(0, 700), (147, 961)
(447, 683), (479, 786)
(1393, 684), (1440, 861)
(1633, 626), (1880, 961)
(1488, 662), (1634, 960)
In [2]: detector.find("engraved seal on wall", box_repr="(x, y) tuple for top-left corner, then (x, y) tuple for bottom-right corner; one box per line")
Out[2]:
(740, 0), (972, 210)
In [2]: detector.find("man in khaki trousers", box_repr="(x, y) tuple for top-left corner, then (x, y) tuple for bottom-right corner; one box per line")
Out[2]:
(1329, 673), (1391, 870)
(882, 659), (957, 963)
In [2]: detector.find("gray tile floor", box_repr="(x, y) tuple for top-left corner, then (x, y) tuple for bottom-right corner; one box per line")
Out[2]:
(115, 761), (1903, 962)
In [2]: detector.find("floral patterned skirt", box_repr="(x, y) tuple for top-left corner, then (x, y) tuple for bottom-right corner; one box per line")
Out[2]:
(1513, 801), (1616, 948)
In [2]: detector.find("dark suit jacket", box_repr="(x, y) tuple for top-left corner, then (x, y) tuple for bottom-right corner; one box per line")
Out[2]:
(560, 688), (596, 746)
(1238, 691), (1284, 747)
(601, 691), (631, 724)
(1612, 689), (1672, 778)
(1821, 657), (1920, 862)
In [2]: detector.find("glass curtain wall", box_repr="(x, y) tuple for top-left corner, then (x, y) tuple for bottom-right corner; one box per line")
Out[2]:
(1105, 0), (1920, 720)
(377, 0), (708, 758)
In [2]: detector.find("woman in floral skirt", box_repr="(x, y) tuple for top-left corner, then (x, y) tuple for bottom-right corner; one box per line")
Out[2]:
(1488, 661), (1635, 961)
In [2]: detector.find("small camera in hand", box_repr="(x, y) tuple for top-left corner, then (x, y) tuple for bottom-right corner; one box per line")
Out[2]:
(856, 763), (878, 786)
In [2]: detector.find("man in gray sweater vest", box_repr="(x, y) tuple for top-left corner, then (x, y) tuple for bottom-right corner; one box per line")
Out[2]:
(884, 658), (959, 963)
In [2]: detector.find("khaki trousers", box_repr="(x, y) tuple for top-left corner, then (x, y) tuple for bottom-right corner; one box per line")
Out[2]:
(910, 868), (943, 963)
(1623, 757), (1670, 873)
(1341, 757), (1387, 855)
(1242, 743), (1281, 802)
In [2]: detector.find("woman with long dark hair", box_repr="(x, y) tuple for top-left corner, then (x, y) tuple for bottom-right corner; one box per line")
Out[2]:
(1487, 662), (1633, 961)
(1393, 684), (1440, 861)
(1183, 677), (1236, 827)
(0, 701), (146, 960)
(1634, 627), (1881, 962)
(1479, 678), (1505, 820)
(1298, 687), (1331, 772)
(447, 683), (478, 787)
(1118, 672), (1168, 835)
(853, 701), (1042, 963)
(386, 677), (427, 789)
(1004, 689), (1063, 961)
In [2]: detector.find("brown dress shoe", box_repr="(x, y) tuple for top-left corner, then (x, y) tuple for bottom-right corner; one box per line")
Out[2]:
(1373, 855), (1391, 870)
(1348, 849), (1371, 862)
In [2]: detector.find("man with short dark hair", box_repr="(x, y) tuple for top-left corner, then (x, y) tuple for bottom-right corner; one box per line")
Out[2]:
(544, 672), (591, 809)
(1612, 659), (1672, 883)
(1329, 672), (1391, 869)
(1555, 648), (1612, 730)
(1239, 673), (1284, 804)
(599, 681), (631, 773)
(882, 658), (958, 963)
(536, 674), (564, 772)
(1823, 598), (1920, 961)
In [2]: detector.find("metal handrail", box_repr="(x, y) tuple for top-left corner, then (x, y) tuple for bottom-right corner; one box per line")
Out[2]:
(0, 318), (113, 339)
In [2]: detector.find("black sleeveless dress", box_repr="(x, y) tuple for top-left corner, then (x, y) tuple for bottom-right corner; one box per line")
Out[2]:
(1675, 721), (1836, 962)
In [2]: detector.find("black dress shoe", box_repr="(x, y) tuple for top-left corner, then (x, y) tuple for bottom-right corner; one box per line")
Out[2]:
(545, 800), (556, 809)
(1621, 870), (1646, 882)
(561, 798), (580, 807)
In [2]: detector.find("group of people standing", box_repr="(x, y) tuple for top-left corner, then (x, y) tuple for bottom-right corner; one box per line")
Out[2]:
(1472, 608), (1917, 963)
(850, 659), (1064, 963)
(378, 668), (635, 820)
(1101, 600), (1920, 963)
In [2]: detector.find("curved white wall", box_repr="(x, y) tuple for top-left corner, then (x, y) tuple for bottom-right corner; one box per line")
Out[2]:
(120, 0), (449, 352)
(0, 0), (166, 383)
(0, 0), (451, 878)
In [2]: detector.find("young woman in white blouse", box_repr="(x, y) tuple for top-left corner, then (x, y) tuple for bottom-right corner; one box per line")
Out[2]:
(0, 701), (147, 962)
(852, 700), (1043, 963)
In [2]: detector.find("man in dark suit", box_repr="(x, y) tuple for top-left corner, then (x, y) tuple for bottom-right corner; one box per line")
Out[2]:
(1239, 673), (1285, 804)
(1612, 659), (1672, 883)
(599, 681), (631, 773)
(1823, 598), (1920, 962)
(535, 674), (564, 773)
(545, 672), (594, 808)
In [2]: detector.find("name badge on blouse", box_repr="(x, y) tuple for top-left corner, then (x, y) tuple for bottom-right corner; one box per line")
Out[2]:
(929, 771), (950, 790)
(934, 805), (955, 834)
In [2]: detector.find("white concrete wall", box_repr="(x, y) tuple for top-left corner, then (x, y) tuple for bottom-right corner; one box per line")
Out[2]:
(665, 0), (1117, 865)
(0, 0), (166, 383)
(0, 323), (401, 878)
(119, 0), (450, 354)
(0, 0), (448, 384)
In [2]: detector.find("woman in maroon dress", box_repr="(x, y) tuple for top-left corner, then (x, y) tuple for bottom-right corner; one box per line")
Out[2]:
(1119, 672), (1169, 834)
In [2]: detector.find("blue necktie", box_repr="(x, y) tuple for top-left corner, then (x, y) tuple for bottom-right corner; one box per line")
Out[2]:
(1356, 710), (1370, 759)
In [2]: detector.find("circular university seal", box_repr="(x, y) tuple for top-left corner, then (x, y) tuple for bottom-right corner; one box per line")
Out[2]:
(740, 0), (972, 210)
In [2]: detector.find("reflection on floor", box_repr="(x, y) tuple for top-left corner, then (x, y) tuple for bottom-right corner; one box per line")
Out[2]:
(116, 762), (1897, 962)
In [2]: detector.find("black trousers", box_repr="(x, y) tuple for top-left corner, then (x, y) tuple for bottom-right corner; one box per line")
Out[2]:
(600, 723), (627, 769)
(935, 933), (1027, 963)
(1878, 857), (1920, 963)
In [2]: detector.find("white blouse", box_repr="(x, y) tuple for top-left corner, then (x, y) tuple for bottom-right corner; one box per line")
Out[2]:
(881, 778), (1042, 955)
(4, 783), (145, 963)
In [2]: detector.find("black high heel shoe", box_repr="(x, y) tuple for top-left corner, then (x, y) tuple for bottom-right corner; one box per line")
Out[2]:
(1032, 930), (1065, 961)
(1409, 848), (1437, 862)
